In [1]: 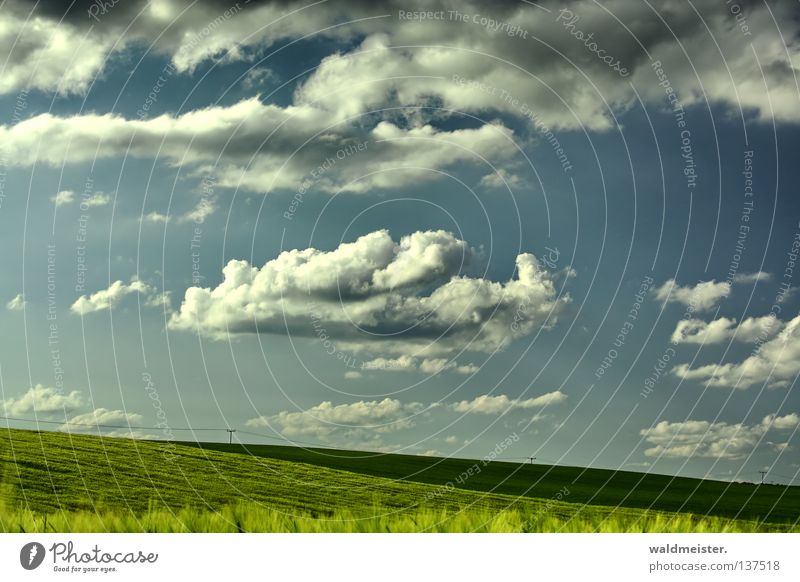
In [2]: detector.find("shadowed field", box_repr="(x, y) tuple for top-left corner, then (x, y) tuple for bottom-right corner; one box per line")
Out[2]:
(189, 441), (800, 523)
(0, 429), (796, 532)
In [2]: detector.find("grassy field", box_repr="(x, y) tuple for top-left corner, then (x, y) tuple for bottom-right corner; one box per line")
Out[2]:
(189, 441), (800, 523)
(0, 428), (797, 532)
(1, 501), (783, 533)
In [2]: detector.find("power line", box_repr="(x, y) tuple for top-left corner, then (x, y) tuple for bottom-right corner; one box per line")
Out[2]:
(0, 415), (335, 449)
(0, 415), (222, 431)
(767, 473), (800, 482)
(236, 429), (348, 449)
(6, 416), (797, 483)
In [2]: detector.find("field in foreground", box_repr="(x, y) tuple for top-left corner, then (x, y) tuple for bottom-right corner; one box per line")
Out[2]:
(1, 429), (797, 533)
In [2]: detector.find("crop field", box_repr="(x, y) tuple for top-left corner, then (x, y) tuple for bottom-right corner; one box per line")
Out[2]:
(0, 429), (797, 533)
(190, 441), (800, 523)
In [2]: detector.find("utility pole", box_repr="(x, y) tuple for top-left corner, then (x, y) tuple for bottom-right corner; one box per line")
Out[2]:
(226, 428), (237, 445)
(529, 456), (536, 464)
(759, 470), (767, 485)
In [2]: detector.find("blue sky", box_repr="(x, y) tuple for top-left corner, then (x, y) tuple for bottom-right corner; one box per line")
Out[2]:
(0, 0), (799, 484)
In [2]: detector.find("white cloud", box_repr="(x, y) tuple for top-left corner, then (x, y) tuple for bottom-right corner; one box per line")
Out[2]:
(1, 0), (797, 130)
(242, 67), (275, 90)
(246, 391), (565, 445)
(654, 279), (730, 311)
(361, 355), (419, 372)
(0, 0), (336, 96)
(420, 358), (479, 375)
(6, 293), (25, 311)
(452, 391), (567, 415)
(641, 413), (799, 459)
(144, 290), (172, 310)
(52, 190), (75, 207)
(60, 408), (147, 438)
(143, 211), (170, 224)
(479, 169), (523, 190)
(673, 315), (800, 389)
(733, 272), (772, 284)
(1, 384), (150, 438)
(361, 355), (479, 375)
(82, 192), (112, 207)
(246, 398), (426, 438)
(343, 371), (362, 380)
(671, 316), (782, 344)
(764, 412), (800, 430)
(178, 197), (217, 224)
(1, 385), (84, 416)
(0, 6), (114, 95)
(2, 0), (795, 207)
(71, 278), (155, 315)
(0, 98), (518, 195)
(300, 4), (800, 128)
(51, 190), (109, 208)
(169, 229), (570, 355)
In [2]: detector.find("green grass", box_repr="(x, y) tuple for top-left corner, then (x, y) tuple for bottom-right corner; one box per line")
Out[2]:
(0, 428), (796, 532)
(188, 441), (800, 523)
(1, 501), (782, 533)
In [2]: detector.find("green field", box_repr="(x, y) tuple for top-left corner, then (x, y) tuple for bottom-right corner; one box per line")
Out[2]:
(189, 441), (800, 523)
(1, 428), (797, 532)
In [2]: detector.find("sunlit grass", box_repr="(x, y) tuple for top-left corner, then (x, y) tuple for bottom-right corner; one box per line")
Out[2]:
(1, 500), (788, 533)
(1, 428), (796, 533)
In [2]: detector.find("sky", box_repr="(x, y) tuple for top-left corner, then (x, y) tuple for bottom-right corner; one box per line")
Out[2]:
(0, 0), (799, 485)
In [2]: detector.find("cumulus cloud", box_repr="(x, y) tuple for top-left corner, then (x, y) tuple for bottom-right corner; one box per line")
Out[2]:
(178, 197), (217, 224)
(7, 0), (799, 129)
(764, 412), (800, 430)
(60, 408), (148, 438)
(0, 385), (84, 416)
(673, 315), (800, 389)
(0, 98), (518, 195)
(71, 278), (156, 315)
(52, 190), (111, 208)
(653, 279), (730, 311)
(143, 211), (170, 224)
(733, 272), (772, 284)
(452, 391), (567, 415)
(246, 390), (565, 444)
(61, 408), (144, 428)
(6, 293), (25, 311)
(671, 316), (783, 344)
(361, 355), (479, 375)
(0, 4), (115, 95)
(3, 0), (796, 202)
(421, 359), (479, 375)
(246, 398), (426, 438)
(82, 192), (112, 207)
(640, 413), (800, 459)
(1, 384), (150, 437)
(0, 0), (354, 96)
(293, 3), (800, 129)
(52, 190), (75, 207)
(168, 229), (570, 355)
(144, 291), (173, 310)
(478, 169), (524, 190)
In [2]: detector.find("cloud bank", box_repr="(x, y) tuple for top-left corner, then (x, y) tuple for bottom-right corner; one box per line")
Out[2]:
(169, 229), (570, 355)
(641, 413), (799, 459)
